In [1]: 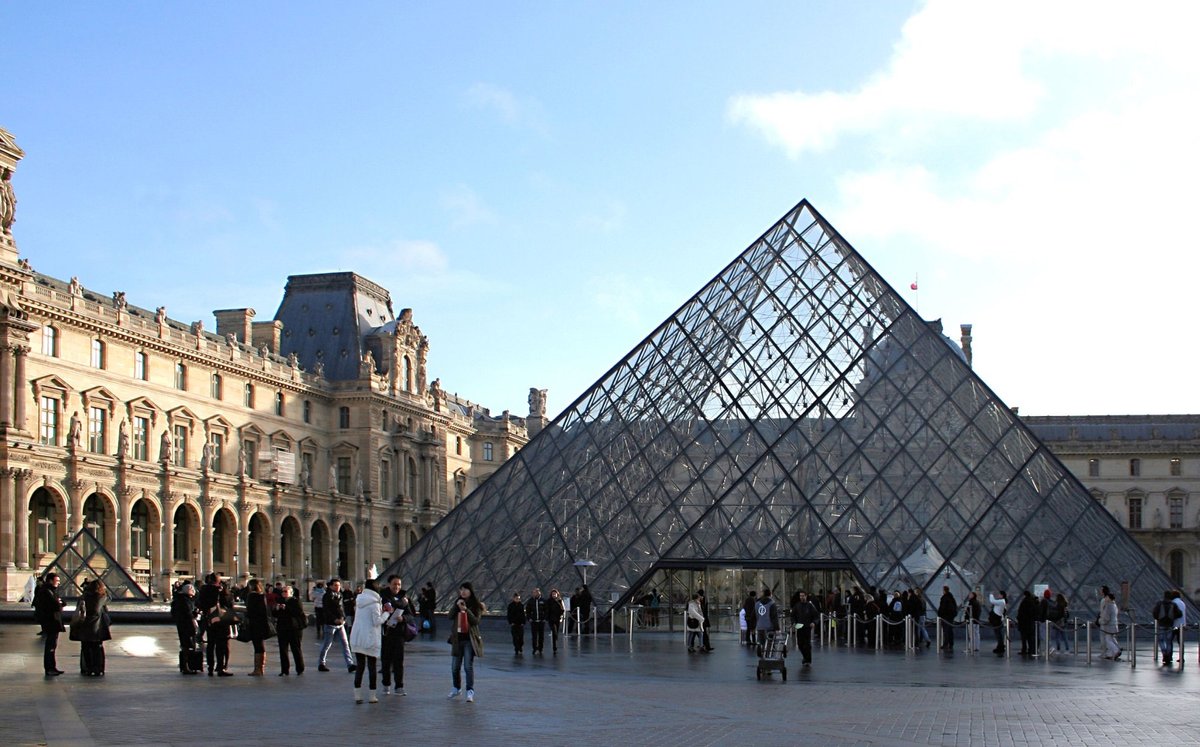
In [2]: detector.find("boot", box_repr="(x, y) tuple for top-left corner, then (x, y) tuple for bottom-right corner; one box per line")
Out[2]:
(381, 685), (391, 696)
(354, 687), (363, 704)
(248, 652), (265, 676)
(368, 688), (378, 704)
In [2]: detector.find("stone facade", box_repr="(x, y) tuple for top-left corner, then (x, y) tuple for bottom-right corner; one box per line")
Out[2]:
(1025, 415), (1200, 599)
(0, 127), (532, 601)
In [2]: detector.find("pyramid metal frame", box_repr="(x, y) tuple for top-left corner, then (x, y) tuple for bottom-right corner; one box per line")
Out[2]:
(41, 526), (151, 601)
(384, 200), (1193, 620)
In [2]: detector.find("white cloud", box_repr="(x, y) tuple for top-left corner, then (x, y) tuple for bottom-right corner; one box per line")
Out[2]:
(463, 83), (548, 134)
(440, 184), (497, 228)
(588, 273), (679, 328)
(339, 238), (448, 274)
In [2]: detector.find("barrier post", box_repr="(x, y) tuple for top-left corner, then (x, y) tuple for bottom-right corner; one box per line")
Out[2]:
(850, 614), (856, 648)
(1004, 618), (1011, 659)
(936, 617), (942, 651)
(1086, 621), (1092, 663)
(875, 615), (882, 651)
(1129, 622), (1136, 668)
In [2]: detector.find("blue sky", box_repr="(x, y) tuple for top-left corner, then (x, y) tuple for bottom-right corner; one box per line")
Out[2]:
(4, 1), (1198, 417)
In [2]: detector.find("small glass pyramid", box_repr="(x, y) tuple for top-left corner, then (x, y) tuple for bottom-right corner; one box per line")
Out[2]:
(43, 527), (151, 601)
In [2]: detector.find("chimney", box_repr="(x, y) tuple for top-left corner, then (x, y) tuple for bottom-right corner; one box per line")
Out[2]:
(214, 308), (255, 344)
(251, 320), (283, 355)
(959, 323), (973, 368)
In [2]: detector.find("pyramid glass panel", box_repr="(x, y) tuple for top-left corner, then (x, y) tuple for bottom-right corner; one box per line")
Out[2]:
(42, 527), (150, 601)
(381, 200), (1195, 620)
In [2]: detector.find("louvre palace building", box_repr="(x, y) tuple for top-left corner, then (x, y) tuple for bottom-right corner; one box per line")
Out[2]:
(0, 128), (540, 601)
(1, 127), (1197, 607)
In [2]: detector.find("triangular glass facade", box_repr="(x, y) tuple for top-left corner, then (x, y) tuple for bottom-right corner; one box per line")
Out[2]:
(384, 200), (1189, 619)
(43, 527), (151, 601)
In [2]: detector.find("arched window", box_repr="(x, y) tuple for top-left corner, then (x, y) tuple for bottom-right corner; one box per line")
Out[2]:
(41, 325), (58, 357)
(211, 373), (223, 399)
(32, 490), (58, 555)
(408, 457), (418, 501)
(130, 500), (150, 558)
(83, 494), (107, 546)
(91, 339), (105, 369)
(174, 362), (187, 390)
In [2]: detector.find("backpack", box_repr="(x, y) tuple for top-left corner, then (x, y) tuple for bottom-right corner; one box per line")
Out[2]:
(1154, 601), (1176, 626)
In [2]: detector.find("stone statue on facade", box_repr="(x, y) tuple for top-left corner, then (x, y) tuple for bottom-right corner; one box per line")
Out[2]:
(112, 291), (127, 311)
(313, 360), (324, 378)
(299, 459), (310, 488)
(116, 420), (129, 457)
(68, 411), (83, 450)
(155, 306), (167, 325)
(68, 277), (84, 298)
(201, 440), (215, 472)
(360, 350), (375, 377)
(287, 352), (299, 368)
(160, 428), (173, 463)
(237, 443), (248, 476)
(528, 387), (548, 418)
(191, 320), (204, 336)
(355, 471), (364, 499)
(0, 167), (16, 235)
(329, 462), (337, 493)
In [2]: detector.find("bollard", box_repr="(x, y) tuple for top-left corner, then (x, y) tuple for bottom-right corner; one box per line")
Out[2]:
(1086, 621), (1092, 663)
(1073, 618), (1078, 656)
(1129, 622), (1136, 668)
(1153, 621), (1159, 663)
(876, 615), (882, 651)
(1044, 620), (1050, 659)
(936, 617), (942, 651)
(850, 614), (856, 648)
(1004, 618), (1011, 659)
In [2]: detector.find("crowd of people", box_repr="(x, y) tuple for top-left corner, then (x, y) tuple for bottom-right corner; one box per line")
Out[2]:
(28, 572), (1192, 693)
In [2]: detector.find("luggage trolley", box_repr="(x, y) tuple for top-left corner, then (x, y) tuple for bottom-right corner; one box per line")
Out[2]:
(756, 630), (789, 681)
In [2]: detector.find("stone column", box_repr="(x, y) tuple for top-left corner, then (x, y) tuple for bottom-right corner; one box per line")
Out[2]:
(237, 510), (250, 579)
(161, 503), (175, 581)
(13, 469), (30, 568)
(199, 504), (213, 577)
(300, 513), (311, 581)
(11, 346), (28, 432)
(66, 479), (85, 535)
(116, 488), (133, 571)
(0, 467), (13, 567)
(0, 345), (12, 428)
(270, 509), (282, 582)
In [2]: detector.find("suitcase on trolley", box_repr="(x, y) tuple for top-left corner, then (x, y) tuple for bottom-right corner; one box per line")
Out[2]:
(185, 647), (204, 672)
(81, 644), (105, 676)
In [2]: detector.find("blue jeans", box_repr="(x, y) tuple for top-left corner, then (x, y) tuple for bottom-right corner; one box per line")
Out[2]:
(1158, 626), (1175, 661)
(319, 623), (354, 667)
(1050, 623), (1070, 652)
(451, 644), (475, 690)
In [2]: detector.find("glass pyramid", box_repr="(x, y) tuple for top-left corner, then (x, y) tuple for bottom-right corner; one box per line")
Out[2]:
(384, 200), (1191, 620)
(43, 527), (151, 601)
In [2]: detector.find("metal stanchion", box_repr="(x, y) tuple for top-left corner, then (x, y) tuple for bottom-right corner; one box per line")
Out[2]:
(1129, 622), (1136, 668)
(875, 615), (882, 650)
(850, 614), (856, 648)
(936, 617), (942, 650)
(1004, 618), (1011, 659)
(1086, 621), (1092, 663)
(1073, 618), (1078, 656)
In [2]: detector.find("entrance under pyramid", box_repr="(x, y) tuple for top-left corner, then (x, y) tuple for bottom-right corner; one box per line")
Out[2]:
(382, 200), (1190, 621)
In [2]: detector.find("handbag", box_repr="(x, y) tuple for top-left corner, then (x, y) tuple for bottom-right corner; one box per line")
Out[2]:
(264, 613), (277, 640)
(402, 617), (419, 642)
(235, 623), (250, 642)
(687, 617), (699, 630)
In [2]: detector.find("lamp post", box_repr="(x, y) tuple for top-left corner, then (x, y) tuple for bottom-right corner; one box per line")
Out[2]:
(233, 551), (239, 579)
(146, 540), (153, 599)
(192, 548), (198, 579)
(573, 559), (596, 585)
(271, 553), (276, 582)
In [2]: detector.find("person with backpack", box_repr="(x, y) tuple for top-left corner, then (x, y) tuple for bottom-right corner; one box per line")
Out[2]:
(1153, 589), (1181, 665)
(754, 587), (779, 649)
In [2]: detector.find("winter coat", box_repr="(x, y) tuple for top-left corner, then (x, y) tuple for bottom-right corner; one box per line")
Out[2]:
(1098, 597), (1120, 635)
(937, 592), (958, 621)
(74, 588), (112, 642)
(507, 601), (526, 625)
(348, 589), (387, 658)
(33, 582), (64, 631)
(244, 593), (272, 641)
(273, 597), (307, 638)
(447, 601), (485, 658)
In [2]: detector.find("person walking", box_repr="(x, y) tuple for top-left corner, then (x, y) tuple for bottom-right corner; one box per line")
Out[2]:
(790, 590), (819, 667)
(380, 575), (414, 696)
(909, 588), (931, 649)
(936, 585), (958, 651)
(317, 578), (355, 673)
(754, 587), (779, 650)
(1098, 589), (1122, 660)
(685, 593), (705, 653)
(546, 588), (565, 654)
(525, 587), (548, 654)
(170, 582), (200, 674)
(448, 581), (485, 703)
(1153, 590), (1178, 664)
(204, 580), (237, 676)
(988, 590), (1008, 656)
(349, 578), (389, 704)
(506, 592), (526, 655)
(1170, 590), (1187, 663)
(195, 572), (224, 675)
(742, 591), (759, 646)
(243, 579), (272, 676)
(273, 583), (307, 676)
(33, 572), (66, 676)
(574, 584), (593, 634)
(419, 581), (437, 639)
(310, 581), (326, 642)
(74, 579), (112, 677)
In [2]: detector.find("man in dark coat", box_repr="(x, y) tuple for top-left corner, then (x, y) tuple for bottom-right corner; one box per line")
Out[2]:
(574, 585), (593, 634)
(525, 587), (548, 654)
(272, 584), (307, 675)
(170, 582), (199, 673)
(937, 585), (959, 650)
(790, 590), (820, 665)
(33, 573), (65, 675)
(506, 592), (526, 655)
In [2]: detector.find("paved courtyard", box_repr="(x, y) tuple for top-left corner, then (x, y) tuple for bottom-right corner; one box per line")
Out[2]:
(1, 620), (1197, 746)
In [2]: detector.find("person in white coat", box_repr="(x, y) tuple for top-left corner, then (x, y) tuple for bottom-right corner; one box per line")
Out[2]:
(1098, 590), (1122, 660)
(349, 579), (389, 703)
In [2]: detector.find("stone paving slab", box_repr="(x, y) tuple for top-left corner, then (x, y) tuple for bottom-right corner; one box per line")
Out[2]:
(1, 621), (1197, 747)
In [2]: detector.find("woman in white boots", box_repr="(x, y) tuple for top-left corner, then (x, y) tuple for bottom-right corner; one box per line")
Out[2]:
(349, 578), (389, 703)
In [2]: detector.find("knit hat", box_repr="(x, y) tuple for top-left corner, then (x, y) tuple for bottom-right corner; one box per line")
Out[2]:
(180, 583), (195, 594)
(1043, 589), (1052, 599)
